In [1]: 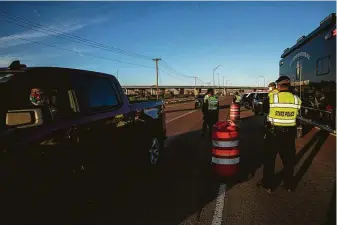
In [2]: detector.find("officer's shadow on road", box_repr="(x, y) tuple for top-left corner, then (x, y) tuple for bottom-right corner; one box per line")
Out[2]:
(138, 129), (220, 225)
(274, 130), (330, 191)
(224, 115), (266, 190)
(219, 104), (230, 109)
(326, 180), (336, 225)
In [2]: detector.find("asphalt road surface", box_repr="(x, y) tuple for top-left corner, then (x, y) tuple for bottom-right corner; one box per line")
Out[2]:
(4, 96), (336, 225)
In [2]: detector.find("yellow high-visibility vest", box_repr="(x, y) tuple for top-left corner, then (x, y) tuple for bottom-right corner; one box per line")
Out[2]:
(268, 89), (279, 99)
(208, 96), (219, 111)
(204, 95), (209, 102)
(234, 95), (242, 103)
(268, 92), (301, 127)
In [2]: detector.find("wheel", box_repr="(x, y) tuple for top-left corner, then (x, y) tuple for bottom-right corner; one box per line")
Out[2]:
(243, 101), (250, 109)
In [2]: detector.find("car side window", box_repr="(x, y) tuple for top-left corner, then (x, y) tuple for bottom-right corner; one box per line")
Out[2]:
(72, 74), (119, 113)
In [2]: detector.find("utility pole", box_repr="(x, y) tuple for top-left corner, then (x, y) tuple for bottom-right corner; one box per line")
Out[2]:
(212, 65), (222, 88)
(258, 76), (266, 87)
(217, 73), (220, 89)
(153, 58), (161, 99)
(193, 76), (197, 95)
(116, 70), (119, 81)
(223, 76), (225, 96)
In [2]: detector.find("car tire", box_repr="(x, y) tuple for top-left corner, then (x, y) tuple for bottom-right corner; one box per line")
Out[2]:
(243, 101), (250, 109)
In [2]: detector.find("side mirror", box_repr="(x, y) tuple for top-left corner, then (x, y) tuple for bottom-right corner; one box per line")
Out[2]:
(6, 108), (43, 128)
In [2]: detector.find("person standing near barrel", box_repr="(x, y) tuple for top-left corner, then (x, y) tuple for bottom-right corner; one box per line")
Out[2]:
(258, 76), (302, 193)
(232, 91), (242, 104)
(263, 82), (279, 125)
(201, 88), (219, 138)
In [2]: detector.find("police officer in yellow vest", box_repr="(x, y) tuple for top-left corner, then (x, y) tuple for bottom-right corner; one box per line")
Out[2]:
(233, 91), (242, 104)
(268, 82), (279, 95)
(201, 88), (219, 138)
(258, 76), (301, 193)
(263, 82), (280, 122)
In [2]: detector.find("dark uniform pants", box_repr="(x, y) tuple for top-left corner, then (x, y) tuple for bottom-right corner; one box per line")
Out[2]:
(202, 112), (218, 138)
(262, 126), (297, 188)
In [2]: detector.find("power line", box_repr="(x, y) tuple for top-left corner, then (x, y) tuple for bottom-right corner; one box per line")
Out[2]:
(159, 60), (192, 78)
(159, 63), (204, 86)
(160, 71), (192, 84)
(0, 32), (155, 69)
(1, 12), (204, 84)
(159, 65), (191, 81)
(1, 12), (153, 60)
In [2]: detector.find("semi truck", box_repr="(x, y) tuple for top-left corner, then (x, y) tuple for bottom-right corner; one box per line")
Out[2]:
(279, 13), (336, 133)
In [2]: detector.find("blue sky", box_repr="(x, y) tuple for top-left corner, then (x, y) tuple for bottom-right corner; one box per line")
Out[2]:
(0, 1), (335, 86)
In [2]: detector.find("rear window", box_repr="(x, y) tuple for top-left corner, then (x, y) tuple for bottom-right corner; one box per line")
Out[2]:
(256, 93), (268, 100)
(0, 70), (74, 130)
(3, 72), (70, 111)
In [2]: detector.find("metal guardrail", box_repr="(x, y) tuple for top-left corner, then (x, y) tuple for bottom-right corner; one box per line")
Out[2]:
(297, 116), (336, 134)
(301, 106), (333, 114)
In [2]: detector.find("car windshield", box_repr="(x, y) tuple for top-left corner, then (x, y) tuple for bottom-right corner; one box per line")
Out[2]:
(256, 93), (268, 100)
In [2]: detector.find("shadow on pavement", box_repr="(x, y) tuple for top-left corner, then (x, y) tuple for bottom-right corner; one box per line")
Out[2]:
(135, 129), (219, 225)
(291, 131), (329, 191)
(1, 128), (219, 225)
(219, 104), (230, 109)
(301, 123), (315, 137)
(219, 115), (266, 190)
(271, 130), (329, 191)
(326, 180), (336, 225)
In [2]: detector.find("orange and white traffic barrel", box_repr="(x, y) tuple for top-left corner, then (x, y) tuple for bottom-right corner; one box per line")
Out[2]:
(211, 121), (240, 177)
(230, 103), (240, 121)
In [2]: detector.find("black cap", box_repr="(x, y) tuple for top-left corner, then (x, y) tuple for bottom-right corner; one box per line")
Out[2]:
(276, 75), (290, 84)
(268, 82), (276, 87)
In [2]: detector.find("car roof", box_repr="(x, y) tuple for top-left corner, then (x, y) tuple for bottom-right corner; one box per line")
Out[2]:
(0, 66), (114, 78)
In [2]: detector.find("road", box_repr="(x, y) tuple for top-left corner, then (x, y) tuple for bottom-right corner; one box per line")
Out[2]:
(5, 96), (335, 225)
(143, 96), (335, 225)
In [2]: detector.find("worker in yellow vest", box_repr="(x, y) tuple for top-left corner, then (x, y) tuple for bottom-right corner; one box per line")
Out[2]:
(201, 88), (219, 138)
(263, 82), (280, 122)
(257, 76), (301, 193)
(232, 91), (242, 104)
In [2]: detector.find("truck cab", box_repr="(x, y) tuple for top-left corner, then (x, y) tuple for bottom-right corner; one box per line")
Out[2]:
(0, 61), (166, 223)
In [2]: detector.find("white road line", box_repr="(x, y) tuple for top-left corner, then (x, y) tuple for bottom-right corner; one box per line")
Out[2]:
(166, 110), (198, 123)
(165, 102), (194, 108)
(212, 183), (227, 225)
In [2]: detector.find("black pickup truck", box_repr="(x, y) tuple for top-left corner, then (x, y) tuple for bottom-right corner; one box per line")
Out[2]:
(0, 61), (166, 223)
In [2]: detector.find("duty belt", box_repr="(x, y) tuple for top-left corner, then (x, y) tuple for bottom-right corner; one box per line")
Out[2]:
(266, 123), (296, 133)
